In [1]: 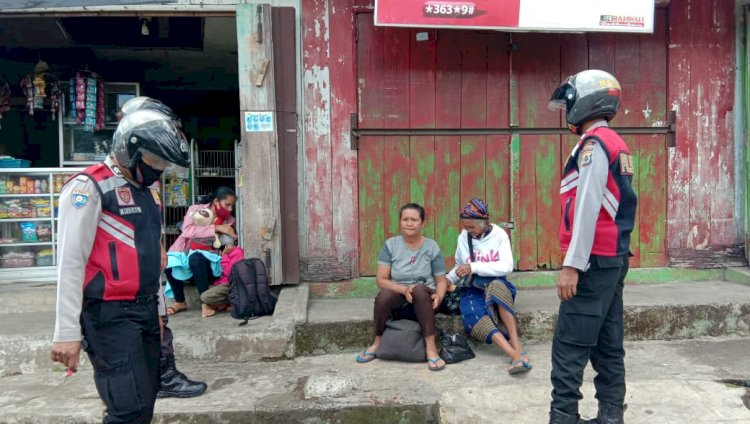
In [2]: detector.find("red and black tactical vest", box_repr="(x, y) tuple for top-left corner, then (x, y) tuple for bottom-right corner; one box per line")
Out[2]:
(79, 163), (163, 300)
(559, 126), (638, 257)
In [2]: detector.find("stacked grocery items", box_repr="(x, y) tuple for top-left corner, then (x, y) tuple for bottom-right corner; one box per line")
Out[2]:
(17, 222), (52, 243)
(0, 251), (36, 268)
(69, 71), (105, 132)
(0, 174), (49, 194)
(163, 164), (190, 207)
(164, 178), (190, 207)
(36, 248), (54, 266)
(0, 248), (52, 267)
(0, 173), (77, 195)
(0, 198), (52, 219)
(52, 173), (76, 193)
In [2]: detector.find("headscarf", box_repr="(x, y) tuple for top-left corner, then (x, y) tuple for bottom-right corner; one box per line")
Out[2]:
(460, 198), (489, 220)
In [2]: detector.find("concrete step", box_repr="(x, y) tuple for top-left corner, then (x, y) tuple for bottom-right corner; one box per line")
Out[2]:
(1, 337), (749, 423)
(0, 285), (308, 377)
(295, 280), (750, 356)
(4, 278), (750, 376)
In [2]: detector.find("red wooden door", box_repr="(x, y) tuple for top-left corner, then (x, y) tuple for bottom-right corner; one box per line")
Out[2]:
(356, 10), (668, 275)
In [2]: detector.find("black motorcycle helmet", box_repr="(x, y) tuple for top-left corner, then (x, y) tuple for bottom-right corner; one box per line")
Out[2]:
(117, 96), (181, 126)
(111, 109), (190, 185)
(549, 69), (621, 135)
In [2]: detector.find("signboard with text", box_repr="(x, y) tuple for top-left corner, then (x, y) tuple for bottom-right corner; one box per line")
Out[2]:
(244, 112), (274, 133)
(2, 1), (174, 10)
(375, 0), (654, 33)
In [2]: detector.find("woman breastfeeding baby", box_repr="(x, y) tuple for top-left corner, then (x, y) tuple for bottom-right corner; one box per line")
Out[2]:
(165, 186), (243, 318)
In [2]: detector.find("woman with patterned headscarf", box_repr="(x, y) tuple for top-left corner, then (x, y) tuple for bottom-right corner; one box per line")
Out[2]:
(446, 198), (532, 375)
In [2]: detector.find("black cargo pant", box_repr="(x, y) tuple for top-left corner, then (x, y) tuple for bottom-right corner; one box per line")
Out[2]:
(550, 254), (629, 415)
(81, 297), (161, 424)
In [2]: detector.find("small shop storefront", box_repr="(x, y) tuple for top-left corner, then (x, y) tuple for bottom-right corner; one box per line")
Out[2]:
(0, 5), (243, 280)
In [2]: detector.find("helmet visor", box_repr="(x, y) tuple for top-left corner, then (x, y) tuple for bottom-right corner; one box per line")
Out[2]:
(549, 80), (576, 112)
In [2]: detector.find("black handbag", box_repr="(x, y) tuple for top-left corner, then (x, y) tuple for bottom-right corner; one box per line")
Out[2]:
(438, 328), (475, 364)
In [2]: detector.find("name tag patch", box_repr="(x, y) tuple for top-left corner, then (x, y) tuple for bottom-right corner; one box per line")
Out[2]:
(120, 207), (143, 215)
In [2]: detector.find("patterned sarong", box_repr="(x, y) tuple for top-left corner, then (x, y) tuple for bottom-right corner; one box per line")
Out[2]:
(459, 277), (517, 344)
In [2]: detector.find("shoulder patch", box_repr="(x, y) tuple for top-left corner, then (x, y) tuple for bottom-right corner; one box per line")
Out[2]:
(71, 189), (90, 209)
(580, 141), (596, 167)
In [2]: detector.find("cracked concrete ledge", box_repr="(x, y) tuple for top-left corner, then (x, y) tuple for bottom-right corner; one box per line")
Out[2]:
(0, 285), (309, 376)
(295, 280), (750, 355)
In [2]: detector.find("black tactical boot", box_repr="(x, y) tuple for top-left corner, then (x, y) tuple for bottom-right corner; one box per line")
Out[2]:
(157, 356), (208, 398)
(549, 408), (581, 424)
(579, 402), (626, 424)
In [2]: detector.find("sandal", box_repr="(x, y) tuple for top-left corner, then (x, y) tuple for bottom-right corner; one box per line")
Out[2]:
(510, 351), (529, 364)
(355, 350), (377, 363)
(166, 304), (187, 316)
(508, 358), (533, 375)
(427, 357), (446, 371)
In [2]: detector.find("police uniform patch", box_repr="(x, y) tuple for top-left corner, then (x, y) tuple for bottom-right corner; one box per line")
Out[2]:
(619, 153), (635, 175)
(116, 187), (135, 206)
(579, 142), (595, 167)
(71, 190), (90, 209)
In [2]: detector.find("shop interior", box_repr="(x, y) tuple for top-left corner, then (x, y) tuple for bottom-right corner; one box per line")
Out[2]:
(0, 15), (240, 270)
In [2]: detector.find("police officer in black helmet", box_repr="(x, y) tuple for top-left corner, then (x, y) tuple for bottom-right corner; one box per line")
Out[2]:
(118, 96), (208, 400)
(547, 70), (638, 424)
(51, 109), (190, 423)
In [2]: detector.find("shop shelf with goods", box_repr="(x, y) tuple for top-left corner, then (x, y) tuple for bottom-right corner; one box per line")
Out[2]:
(59, 81), (139, 167)
(189, 138), (243, 246)
(161, 162), (192, 250)
(0, 167), (82, 282)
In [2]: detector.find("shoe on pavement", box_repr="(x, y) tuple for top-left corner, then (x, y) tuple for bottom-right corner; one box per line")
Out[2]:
(157, 356), (208, 399)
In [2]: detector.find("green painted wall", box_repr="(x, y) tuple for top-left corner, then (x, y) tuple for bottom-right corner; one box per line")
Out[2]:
(309, 267), (728, 299)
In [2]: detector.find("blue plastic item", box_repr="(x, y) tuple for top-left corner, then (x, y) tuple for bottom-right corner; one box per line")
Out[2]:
(0, 158), (31, 168)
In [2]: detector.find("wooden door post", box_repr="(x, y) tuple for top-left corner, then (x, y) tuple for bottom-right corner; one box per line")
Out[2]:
(236, 3), (283, 283)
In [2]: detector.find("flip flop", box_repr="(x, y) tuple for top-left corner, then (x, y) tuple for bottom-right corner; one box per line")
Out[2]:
(508, 358), (533, 375)
(166, 305), (187, 316)
(510, 351), (529, 364)
(355, 350), (377, 363)
(427, 357), (446, 371)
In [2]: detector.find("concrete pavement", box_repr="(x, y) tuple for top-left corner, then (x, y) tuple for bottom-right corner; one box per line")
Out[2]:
(1, 270), (749, 422)
(1, 337), (748, 423)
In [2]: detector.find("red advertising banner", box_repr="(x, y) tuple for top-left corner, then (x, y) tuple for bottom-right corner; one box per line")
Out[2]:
(375, 0), (655, 33)
(375, 0), (521, 29)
